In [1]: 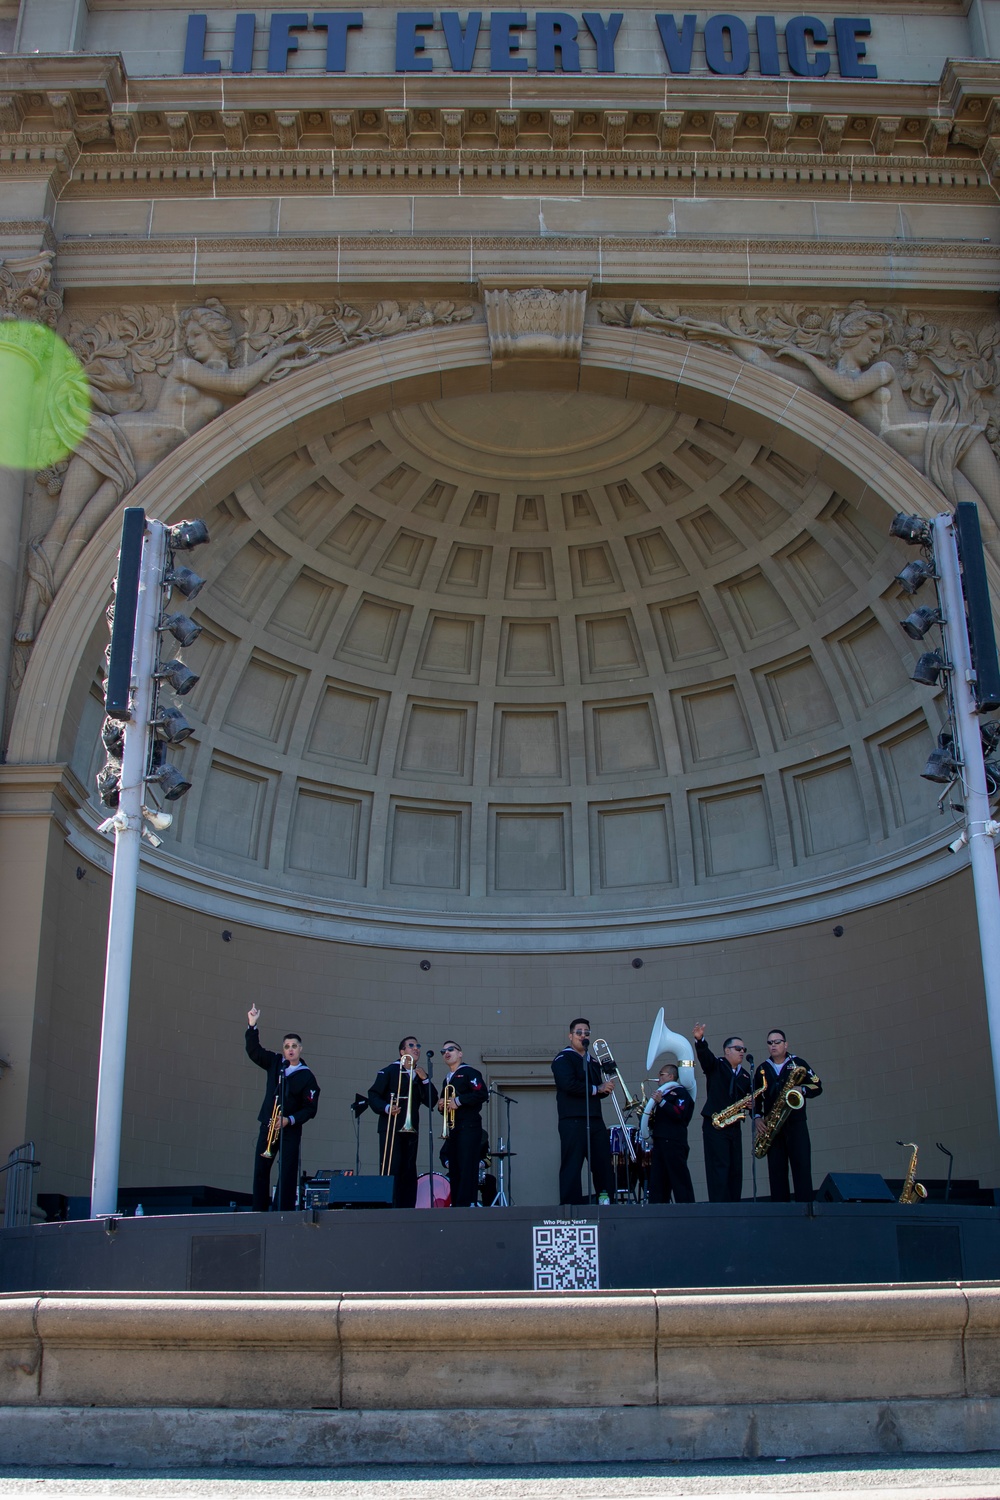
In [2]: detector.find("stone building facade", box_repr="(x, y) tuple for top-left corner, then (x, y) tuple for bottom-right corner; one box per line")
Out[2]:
(2, 0), (1000, 1205)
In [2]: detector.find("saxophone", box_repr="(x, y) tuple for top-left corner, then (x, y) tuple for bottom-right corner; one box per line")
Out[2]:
(897, 1142), (929, 1203)
(711, 1082), (765, 1130)
(753, 1065), (812, 1158)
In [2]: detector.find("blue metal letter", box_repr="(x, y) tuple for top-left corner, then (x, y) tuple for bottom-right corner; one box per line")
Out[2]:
(396, 11), (435, 69)
(536, 13), (580, 71)
(784, 15), (829, 76)
(441, 11), (482, 68)
(231, 13), (256, 73)
(312, 11), (364, 71)
(834, 17), (876, 78)
(267, 12), (310, 71)
(183, 15), (222, 74)
(490, 11), (528, 70)
(655, 14), (696, 73)
(582, 12), (622, 72)
(704, 13), (749, 73)
(754, 14), (780, 74)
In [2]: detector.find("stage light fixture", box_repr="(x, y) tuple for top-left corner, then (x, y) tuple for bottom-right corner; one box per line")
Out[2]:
(101, 717), (124, 758)
(900, 606), (944, 640)
(160, 612), (202, 648)
(150, 706), (194, 744)
(896, 559), (936, 595)
(155, 658), (199, 696)
(141, 806), (173, 832)
(151, 763), (192, 800)
(889, 513), (933, 546)
(168, 519), (210, 551)
(986, 761), (1000, 796)
(96, 760), (122, 808)
(981, 720), (1000, 757)
(921, 745), (960, 783)
(163, 564), (205, 600)
(911, 650), (947, 686)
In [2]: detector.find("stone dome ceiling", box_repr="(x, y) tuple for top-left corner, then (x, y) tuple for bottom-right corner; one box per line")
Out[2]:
(75, 387), (945, 936)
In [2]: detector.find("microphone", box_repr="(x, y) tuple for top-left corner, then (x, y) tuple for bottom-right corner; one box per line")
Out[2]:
(745, 1052), (754, 1067)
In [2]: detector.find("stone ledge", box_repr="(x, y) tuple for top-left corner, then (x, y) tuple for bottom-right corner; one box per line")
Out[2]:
(1, 1398), (1000, 1466)
(1, 1285), (999, 1410)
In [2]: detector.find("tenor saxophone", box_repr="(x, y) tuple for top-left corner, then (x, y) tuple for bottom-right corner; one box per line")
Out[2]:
(898, 1141), (929, 1203)
(753, 1065), (811, 1158)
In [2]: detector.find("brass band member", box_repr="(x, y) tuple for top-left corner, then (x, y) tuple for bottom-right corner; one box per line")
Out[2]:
(551, 1018), (616, 1206)
(693, 1023), (751, 1203)
(754, 1029), (822, 1203)
(647, 1063), (696, 1205)
(436, 1040), (487, 1208)
(368, 1035), (438, 1208)
(246, 1006), (320, 1212)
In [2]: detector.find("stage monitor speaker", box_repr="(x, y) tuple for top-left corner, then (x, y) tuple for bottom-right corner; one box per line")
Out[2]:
(817, 1172), (895, 1203)
(326, 1176), (394, 1209)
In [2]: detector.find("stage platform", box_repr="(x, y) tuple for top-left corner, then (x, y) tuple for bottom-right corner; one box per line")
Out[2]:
(1, 1200), (996, 1293)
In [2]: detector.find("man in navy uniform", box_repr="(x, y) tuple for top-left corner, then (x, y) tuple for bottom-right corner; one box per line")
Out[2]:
(693, 1023), (752, 1202)
(245, 1005), (320, 1211)
(646, 1063), (696, 1204)
(436, 1040), (487, 1207)
(368, 1035), (438, 1207)
(551, 1018), (616, 1206)
(754, 1028), (823, 1203)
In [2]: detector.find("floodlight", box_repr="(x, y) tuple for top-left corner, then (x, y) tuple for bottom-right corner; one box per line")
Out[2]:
(150, 706), (194, 744)
(896, 560), (936, 595)
(889, 513), (933, 546)
(899, 606), (944, 640)
(911, 651), (946, 686)
(101, 717), (124, 758)
(156, 659), (199, 696)
(986, 761), (1000, 796)
(151, 763), (192, 800)
(164, 565), (205, 600)
(921, 745), (960, 783)
(982, 721), (1000, 757)
(160, 612), (202, 648)
(96, 761), (122, 808)
(168, 519), (210, 551)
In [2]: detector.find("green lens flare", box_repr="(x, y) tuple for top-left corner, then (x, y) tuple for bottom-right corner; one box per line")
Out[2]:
(0, 322), (91, 470)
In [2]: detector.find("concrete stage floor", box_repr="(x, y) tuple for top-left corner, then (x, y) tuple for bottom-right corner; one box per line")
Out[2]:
(0, 1201), (995, 1293)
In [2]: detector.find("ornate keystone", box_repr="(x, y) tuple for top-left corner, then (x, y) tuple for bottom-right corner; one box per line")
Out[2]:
(481, 282), (589, 361)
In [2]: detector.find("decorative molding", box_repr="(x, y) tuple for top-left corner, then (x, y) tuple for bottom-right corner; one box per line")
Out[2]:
(481, 281), (588, 361)
(0, 249), (61, 326)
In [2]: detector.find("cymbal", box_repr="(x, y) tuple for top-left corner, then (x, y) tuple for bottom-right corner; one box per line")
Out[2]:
(490, 1149), (517, 1158)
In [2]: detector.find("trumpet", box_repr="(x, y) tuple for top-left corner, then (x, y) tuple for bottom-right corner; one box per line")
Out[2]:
(380, 1052), (416, 1176)
(591, 1038), (640, 1161)
(441, 1083), (457, 1139)
(260, 1096), (281, 1159)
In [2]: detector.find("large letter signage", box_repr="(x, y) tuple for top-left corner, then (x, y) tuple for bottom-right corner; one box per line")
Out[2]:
(182, 10), (876, 78)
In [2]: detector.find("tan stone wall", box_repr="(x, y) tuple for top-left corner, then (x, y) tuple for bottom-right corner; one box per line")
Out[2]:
(13, 830), (994, 1205)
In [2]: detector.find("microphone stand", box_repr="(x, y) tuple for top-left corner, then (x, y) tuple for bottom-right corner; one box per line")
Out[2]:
(277, 1060), (287, 1212)
(583, 1048), (594, 1210)
(745, 1053), (757, 1203)
(489, 1087), (517, 1207)
(425, 1050), (436, 1208)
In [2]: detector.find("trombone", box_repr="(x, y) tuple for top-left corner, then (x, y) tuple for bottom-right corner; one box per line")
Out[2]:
(380, 1052), (416, 1176)
(591, 1037), (640, 1161)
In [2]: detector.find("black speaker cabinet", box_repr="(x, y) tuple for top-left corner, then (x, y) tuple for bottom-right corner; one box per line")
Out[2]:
(817, 1172), (895, 1203)
(325, 1176), (395, 1209)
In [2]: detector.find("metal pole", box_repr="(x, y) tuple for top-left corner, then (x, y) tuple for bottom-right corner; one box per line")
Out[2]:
(90, 520), (166, 1217)
(932, 512), (1000, 1119)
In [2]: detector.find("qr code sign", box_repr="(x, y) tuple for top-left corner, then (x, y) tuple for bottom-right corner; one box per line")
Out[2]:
(533, 1222), (599, 1290)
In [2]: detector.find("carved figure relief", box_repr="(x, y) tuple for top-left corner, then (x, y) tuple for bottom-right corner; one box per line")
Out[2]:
(16, 296), (473, 643)
(600, 299), (1000, 540)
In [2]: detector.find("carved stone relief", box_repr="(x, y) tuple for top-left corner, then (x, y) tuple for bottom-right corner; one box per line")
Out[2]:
(0, 250), (62, 327)
(599, 298), (1000, 544)
(16, 295), (474, 643)
(482, 284), (588, 360)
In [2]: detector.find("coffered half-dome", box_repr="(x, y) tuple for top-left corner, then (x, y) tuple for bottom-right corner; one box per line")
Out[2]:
(29, 330), (950, 950)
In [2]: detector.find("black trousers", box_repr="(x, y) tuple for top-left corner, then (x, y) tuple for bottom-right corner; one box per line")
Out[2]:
(702, 1119), (743, 1202)
(648, 1138), (695, 1204)
(447, 1125), (481, 1208)
(558, 1116), (614, 1204)
(252, 1120), (302, 1211)
(765, 1115), (813, 1203)
(378, 1123), (420, 1208)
